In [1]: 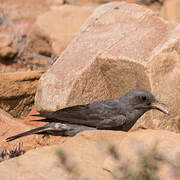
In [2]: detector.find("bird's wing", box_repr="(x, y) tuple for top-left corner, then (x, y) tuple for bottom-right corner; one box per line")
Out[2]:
(32, 100), (122, 127)
(38, 104), (91, 119)
(96, 115), (127, 130)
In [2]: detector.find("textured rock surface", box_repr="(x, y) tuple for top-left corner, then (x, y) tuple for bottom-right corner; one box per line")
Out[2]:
(0, 34), (16, 60)
(24, 106), (44, 127)
(35, 2), (180, 132)
(0, 70), (44, 118)
(0, 108), (33, 150)
(161, 0), (180, 22)
(0, 108), (64, 152)
(0, 108), (30, 141)
(0, 130), (180, 180)
(0, 0), (64, 20)
(103, 129), (180, 179)
(27, 5), (95, 56)
(0, 34), (12, 48)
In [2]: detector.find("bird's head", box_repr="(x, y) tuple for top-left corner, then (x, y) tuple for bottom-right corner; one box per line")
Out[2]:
(125, 89), (169, 115)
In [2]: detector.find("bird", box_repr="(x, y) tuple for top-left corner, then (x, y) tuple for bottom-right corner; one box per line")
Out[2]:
(6, 89), (169, 142)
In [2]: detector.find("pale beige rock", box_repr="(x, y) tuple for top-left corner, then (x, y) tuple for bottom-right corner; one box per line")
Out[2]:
(0, 130), (126, 180)
(0, 130), (180, 180)
(0, 46), (16, 59)
(0, 34), (16, 60)
(0, 71), (44, 118)
(103, 129), (180, 180)
(0, 0), (64, 20)
(161, 0), (180, 22)
(35, 2), (180, 132)
(27, 5), (95, 56)
(0, 34), (12, 48)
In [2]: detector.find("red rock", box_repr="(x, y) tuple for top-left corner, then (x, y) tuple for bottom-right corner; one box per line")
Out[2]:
(0, 71), (44, 118)
(24, 106), (45, 127)
(0, 108), (64, 152)
(0, 108), (33, 149)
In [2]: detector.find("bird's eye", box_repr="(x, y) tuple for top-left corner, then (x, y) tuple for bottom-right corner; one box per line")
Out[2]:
(141, 96), (147, 101)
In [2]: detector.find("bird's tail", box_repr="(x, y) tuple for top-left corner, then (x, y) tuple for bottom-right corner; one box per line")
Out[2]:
(6, 122), (96, 142)
(6, 124), (50, 142)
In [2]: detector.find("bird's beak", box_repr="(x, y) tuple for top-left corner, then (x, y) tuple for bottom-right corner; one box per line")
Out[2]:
(151, 100), (170, 115)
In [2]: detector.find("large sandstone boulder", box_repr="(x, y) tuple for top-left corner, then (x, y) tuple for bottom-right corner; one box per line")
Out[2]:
(27, 5), (96, 56)
(0, 71), (44, 118)
(35, 2), (180, 132)
(0, 130), (180, 179)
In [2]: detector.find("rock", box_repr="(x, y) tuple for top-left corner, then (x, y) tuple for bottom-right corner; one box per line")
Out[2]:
(0, 71), (44, 118)
(0, 130), (125, 180)
(23, 106), (67, 146)
(103, 129), (180, 179)
(0, 108), (33, 150)
(26, 5), (96, 56)
(0, 108), (29, 139)
(24, 106), (46, 127)
(0, 108), (64, 152)
(0, 34), (16, 60)
(0, 18), (36, 38)
(161, 0), (180, 22)
(0, 130), (180, 179)
(35, 2), (180, 132)
(0, 0), (64, 20)
(0, 34), (12, 48)
(0, 46), (16, 60)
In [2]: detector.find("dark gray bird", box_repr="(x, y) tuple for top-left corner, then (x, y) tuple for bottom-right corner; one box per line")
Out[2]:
(6, 89), (169, 142)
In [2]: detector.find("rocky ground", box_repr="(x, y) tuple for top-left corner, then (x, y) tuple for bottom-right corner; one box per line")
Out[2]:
(0, 0), (180, 179)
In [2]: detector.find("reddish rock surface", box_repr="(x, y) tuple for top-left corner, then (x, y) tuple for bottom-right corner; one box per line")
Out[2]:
(0, 108), (34, 150)
(0, 71), (44, 118)
(0, 108), (65, 152)
(24, 106), (45, 127)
